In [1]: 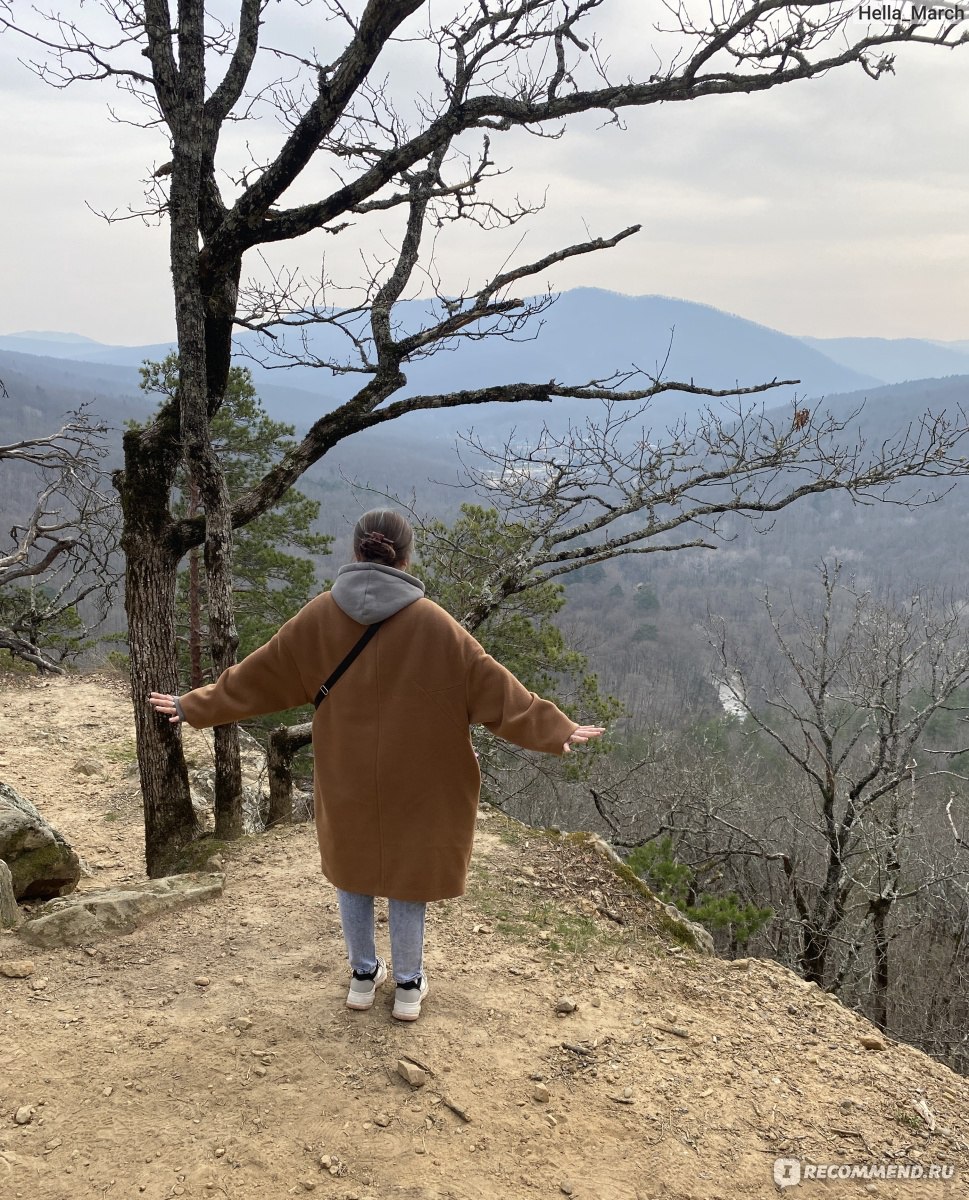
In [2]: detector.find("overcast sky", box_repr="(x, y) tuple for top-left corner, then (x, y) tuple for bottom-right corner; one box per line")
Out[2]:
(0, 1), (966, 346)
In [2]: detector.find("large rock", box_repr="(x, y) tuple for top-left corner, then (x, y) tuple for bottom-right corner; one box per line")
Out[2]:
(578, 830), (716, 956)
(0, 859), (21, 928)
(0, 782), (81, 900)
(18, 871), (226, 948)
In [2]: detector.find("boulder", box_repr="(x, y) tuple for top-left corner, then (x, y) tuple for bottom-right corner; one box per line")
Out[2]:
(0, 782), (81, 900)
(0, 859), (21, 928)
(18, 871), (226, 948)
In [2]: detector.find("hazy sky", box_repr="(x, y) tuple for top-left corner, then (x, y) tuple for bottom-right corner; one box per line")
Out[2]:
(0, 1), (967, 345)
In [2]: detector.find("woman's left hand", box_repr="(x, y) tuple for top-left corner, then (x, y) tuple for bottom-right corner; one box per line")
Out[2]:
(563, 725), (606, 753)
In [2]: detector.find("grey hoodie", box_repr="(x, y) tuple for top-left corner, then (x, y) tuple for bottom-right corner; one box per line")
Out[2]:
(329, 562), (426, 625)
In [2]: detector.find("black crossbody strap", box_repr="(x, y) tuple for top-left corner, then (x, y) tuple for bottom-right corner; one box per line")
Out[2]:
(313, 621), (385, 709)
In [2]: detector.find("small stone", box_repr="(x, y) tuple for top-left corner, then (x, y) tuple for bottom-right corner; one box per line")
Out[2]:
(560, 1182), (574, 1195)
(73, 757), (103, 776)
(252, 1065), (267, 1078)
(29, 977), (49, 992)
(214, 1148), (226, 1158)
(0, 960), (35, 979)
(45, 1137), (63, 1151)
(300, 1182), (317, 1193)
(397, 1060), (428, 1088)
(231, 1016), (253, 1031)
(231, 977), (244, 986)
(194, 976), (211, 988)
(14, 1106), (33, 1125)
(859, 1035), (887, 1051)
(319, 1155), (332, 1169)
(374, 1113), (392, 1128)
(555, 997), (577, 1014)
(103, 1086), (114, 1097)
(533, 1084), (551, 1103)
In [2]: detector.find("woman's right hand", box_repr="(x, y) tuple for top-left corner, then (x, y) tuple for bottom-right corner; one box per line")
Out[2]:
(148, 692), (182, 725)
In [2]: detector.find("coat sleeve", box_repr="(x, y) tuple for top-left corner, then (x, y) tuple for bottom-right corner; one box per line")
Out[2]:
(177, 627), (310, 729)
(465, 643), (578, 755)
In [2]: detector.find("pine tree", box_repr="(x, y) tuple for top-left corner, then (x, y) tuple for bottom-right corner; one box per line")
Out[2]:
(140, 356), (331, 687)
(416, 504), (621, 733)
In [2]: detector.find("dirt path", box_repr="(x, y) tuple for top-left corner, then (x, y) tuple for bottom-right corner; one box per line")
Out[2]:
(1, 674), (968, 1200)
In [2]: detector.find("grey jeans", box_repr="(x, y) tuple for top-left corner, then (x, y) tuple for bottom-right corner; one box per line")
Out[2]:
(336, 888), (425, 984)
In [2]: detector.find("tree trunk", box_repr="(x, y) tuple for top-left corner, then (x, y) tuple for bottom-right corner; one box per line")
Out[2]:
(870, 899), (890, 1032)
(116, 413), (198, 877)
(800, 926), (828, 987)
(187, 479), (204, 688)
(266, 721), (312, 826)
(167, 24), (245, 844)
(203, 286), (245, 840)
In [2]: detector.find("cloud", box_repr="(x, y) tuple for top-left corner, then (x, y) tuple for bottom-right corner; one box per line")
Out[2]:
(0, 1), (966, 343)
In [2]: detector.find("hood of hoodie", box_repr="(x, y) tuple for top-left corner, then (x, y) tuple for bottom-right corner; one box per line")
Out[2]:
(329, 562), (426, 625)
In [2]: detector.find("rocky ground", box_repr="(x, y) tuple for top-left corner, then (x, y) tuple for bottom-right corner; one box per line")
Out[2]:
(1, 672), (969, 1200)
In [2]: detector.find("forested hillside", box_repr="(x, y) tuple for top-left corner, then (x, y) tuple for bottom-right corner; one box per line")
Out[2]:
(3, 323), (969, 721)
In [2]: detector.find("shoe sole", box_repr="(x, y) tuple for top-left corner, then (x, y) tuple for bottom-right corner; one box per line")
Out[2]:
(392, 982), (428, 1021)
(392, 1004), (422, 1021)
(346, 994), (377, 1011)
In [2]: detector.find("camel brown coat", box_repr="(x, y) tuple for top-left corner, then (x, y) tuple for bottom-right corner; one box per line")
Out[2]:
(177, 579), (578, 901)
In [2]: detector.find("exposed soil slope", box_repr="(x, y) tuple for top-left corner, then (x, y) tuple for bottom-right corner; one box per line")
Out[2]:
(1, 673), (968, 1200)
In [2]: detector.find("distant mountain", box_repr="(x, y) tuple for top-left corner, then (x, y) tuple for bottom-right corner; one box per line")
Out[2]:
(0, 346), (341, 435)
(7, 330), (101, 346)
(0, 289), (882, 443)
(799, 336), (969, 387)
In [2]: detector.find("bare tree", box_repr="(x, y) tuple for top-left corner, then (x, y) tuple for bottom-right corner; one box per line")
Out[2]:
(408, 397), (969, 628)
(0, 412), (118, 672)
(3, 0), (968, 873)
(710, 564), (969, 1029)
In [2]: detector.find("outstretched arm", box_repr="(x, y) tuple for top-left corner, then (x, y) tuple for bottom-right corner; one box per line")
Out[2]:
(148, 625), (310, 729)
(467, 644), (603, 756)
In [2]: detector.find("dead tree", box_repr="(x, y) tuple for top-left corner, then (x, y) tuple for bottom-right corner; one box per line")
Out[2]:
(3, 0), (967, 872)
(711, 563), (969, 1029)
(0, 412), (118, 672)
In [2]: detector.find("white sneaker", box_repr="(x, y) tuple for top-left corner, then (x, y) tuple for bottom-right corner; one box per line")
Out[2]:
(346, 957), (387, 1010)
(392, 973), (429, 1022)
